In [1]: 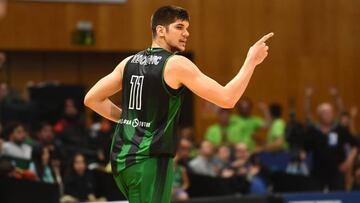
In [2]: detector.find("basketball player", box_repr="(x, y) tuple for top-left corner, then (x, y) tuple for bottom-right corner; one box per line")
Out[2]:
(84, 5), (273, 203)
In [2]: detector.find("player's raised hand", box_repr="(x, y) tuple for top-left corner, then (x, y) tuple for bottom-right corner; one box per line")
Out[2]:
(246, 32), (274, 66)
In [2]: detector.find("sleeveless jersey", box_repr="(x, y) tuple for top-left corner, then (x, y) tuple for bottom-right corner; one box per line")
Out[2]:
(111, 48), (184, 174)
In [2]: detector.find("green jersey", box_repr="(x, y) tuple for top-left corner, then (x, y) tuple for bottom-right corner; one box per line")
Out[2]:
(111, 48), (184, 175)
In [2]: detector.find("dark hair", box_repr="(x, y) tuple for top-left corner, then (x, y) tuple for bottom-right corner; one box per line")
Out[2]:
(32, 122), (50, 135)
(151, 5), (189, 38)
(31, 145), (49, 181)
(65, 152), (87, 179)
(2, 122), (23, 140)
(269, 103), (282, 118)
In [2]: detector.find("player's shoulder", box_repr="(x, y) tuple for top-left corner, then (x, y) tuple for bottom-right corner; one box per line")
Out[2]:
(167, 54), (194, 69)
(113, 55), (133, 74)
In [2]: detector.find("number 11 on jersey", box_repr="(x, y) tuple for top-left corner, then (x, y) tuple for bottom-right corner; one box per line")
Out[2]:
(129, 75), (144, 110)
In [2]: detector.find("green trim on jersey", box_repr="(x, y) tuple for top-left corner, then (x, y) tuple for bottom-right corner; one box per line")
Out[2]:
(161, 55), (185, 97)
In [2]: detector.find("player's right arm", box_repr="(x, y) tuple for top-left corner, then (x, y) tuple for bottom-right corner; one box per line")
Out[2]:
(167, 33), (274, 108)
(84, 56), (132, 123)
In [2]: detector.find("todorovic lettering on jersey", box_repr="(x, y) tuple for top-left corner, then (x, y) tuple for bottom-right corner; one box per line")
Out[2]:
(130, 54), (163, 66)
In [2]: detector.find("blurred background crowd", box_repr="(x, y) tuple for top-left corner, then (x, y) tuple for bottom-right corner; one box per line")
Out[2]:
(1, 0), (360, 202)
(0, 75), (359, 202)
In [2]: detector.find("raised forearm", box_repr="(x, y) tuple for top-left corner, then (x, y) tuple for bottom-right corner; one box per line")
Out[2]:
(224, 60), (256, 107)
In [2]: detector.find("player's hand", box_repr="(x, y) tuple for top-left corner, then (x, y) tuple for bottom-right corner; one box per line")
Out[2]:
(246, 32), (274, 66)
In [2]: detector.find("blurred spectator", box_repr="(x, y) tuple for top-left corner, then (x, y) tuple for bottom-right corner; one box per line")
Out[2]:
(88, 112), (114, 165)
(230, 98), (267, 150)
(55, 98), (88, 156)
(29, 145), (56, 184)
(231, 143), (251, 176)
(304, 87), (344, 125)
(258, 103), (287, 152)
(304, 103), (359, 191)
(215, 145), (232, 176)
(179, 126), (196, 141)
(286, 150), (309, 176)
(33, 122), (63, 159)
(189, 141), (217, 177)
(205, 108), (240, 146)
(172, 153), (190, 201)
(231, 143), (268, 194)
(177, 137), (195, 169)
(339, 106), (358, 136)
(0, 122), (32, 160)
(62, 153), (105, 203)
(54, 98), (85, 134)
(285, 97), (306, 152)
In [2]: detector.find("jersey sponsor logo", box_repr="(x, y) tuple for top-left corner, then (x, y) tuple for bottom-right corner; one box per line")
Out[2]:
(119, 118), (151, 128)
(129, 75), (144, 110)
(130, 54), (162, 66)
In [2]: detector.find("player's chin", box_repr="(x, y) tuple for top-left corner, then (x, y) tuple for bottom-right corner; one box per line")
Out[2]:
(177, 44), (186, 52)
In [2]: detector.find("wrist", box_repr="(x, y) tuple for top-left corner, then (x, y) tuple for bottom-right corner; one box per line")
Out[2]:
(243, 58), (257, 70)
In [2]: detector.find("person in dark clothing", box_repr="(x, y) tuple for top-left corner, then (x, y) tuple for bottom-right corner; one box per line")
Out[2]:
(305, 103), (358, 191)
(63, 153), (103, 202)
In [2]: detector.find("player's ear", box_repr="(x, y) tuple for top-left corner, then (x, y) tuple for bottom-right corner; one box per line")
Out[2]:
(156, 25), (166, 38)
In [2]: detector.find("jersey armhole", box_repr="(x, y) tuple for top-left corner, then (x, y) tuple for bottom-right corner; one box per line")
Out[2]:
(161, 55), (185, 97)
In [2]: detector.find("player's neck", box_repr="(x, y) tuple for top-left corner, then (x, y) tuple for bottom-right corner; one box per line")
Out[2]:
(151, 39), (173, 53)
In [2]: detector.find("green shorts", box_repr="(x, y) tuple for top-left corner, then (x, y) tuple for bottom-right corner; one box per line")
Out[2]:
(113, 157), (174, 203)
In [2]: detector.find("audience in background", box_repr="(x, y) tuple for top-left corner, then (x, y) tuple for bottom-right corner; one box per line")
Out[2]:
(88, 112), (114, 166)
(179, 125), (196, 142)
(177, 137), (195, 170)
(1, 81), (360, 200)
(230, 98), (267, 151)
(215, 145), (232, 177)
(0, 122), (32, 161)
(257, 103), (287, 152)
(189, 141), (218, 177)
(62, 153), (105, 203)
(205, 108), (239, 147)
(172, 153), (190, 201)
(32, 122), (63, 161)
(304, 103), (358, 191)
(29, 145), (56, 184)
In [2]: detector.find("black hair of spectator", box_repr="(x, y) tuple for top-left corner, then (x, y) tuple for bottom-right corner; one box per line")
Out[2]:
(31, 121), (49, 135)
(31, 145), (47, 180)
(269, 103), (282, 118)
(1, 121), (22, 140)
(65, 152), (87, 179)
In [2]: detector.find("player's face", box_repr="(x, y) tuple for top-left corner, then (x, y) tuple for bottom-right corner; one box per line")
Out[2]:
(164, 20), (190, 52)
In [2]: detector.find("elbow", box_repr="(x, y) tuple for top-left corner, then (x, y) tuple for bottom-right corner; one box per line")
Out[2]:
(220, 96), (236, 109)
(83, 94), (93, 108)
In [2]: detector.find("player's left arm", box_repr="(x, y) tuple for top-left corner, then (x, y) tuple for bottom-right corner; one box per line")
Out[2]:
(84, 56), (132, 123)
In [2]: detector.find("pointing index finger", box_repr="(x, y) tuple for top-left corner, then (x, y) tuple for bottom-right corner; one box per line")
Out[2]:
(258, 32), (274, 44)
